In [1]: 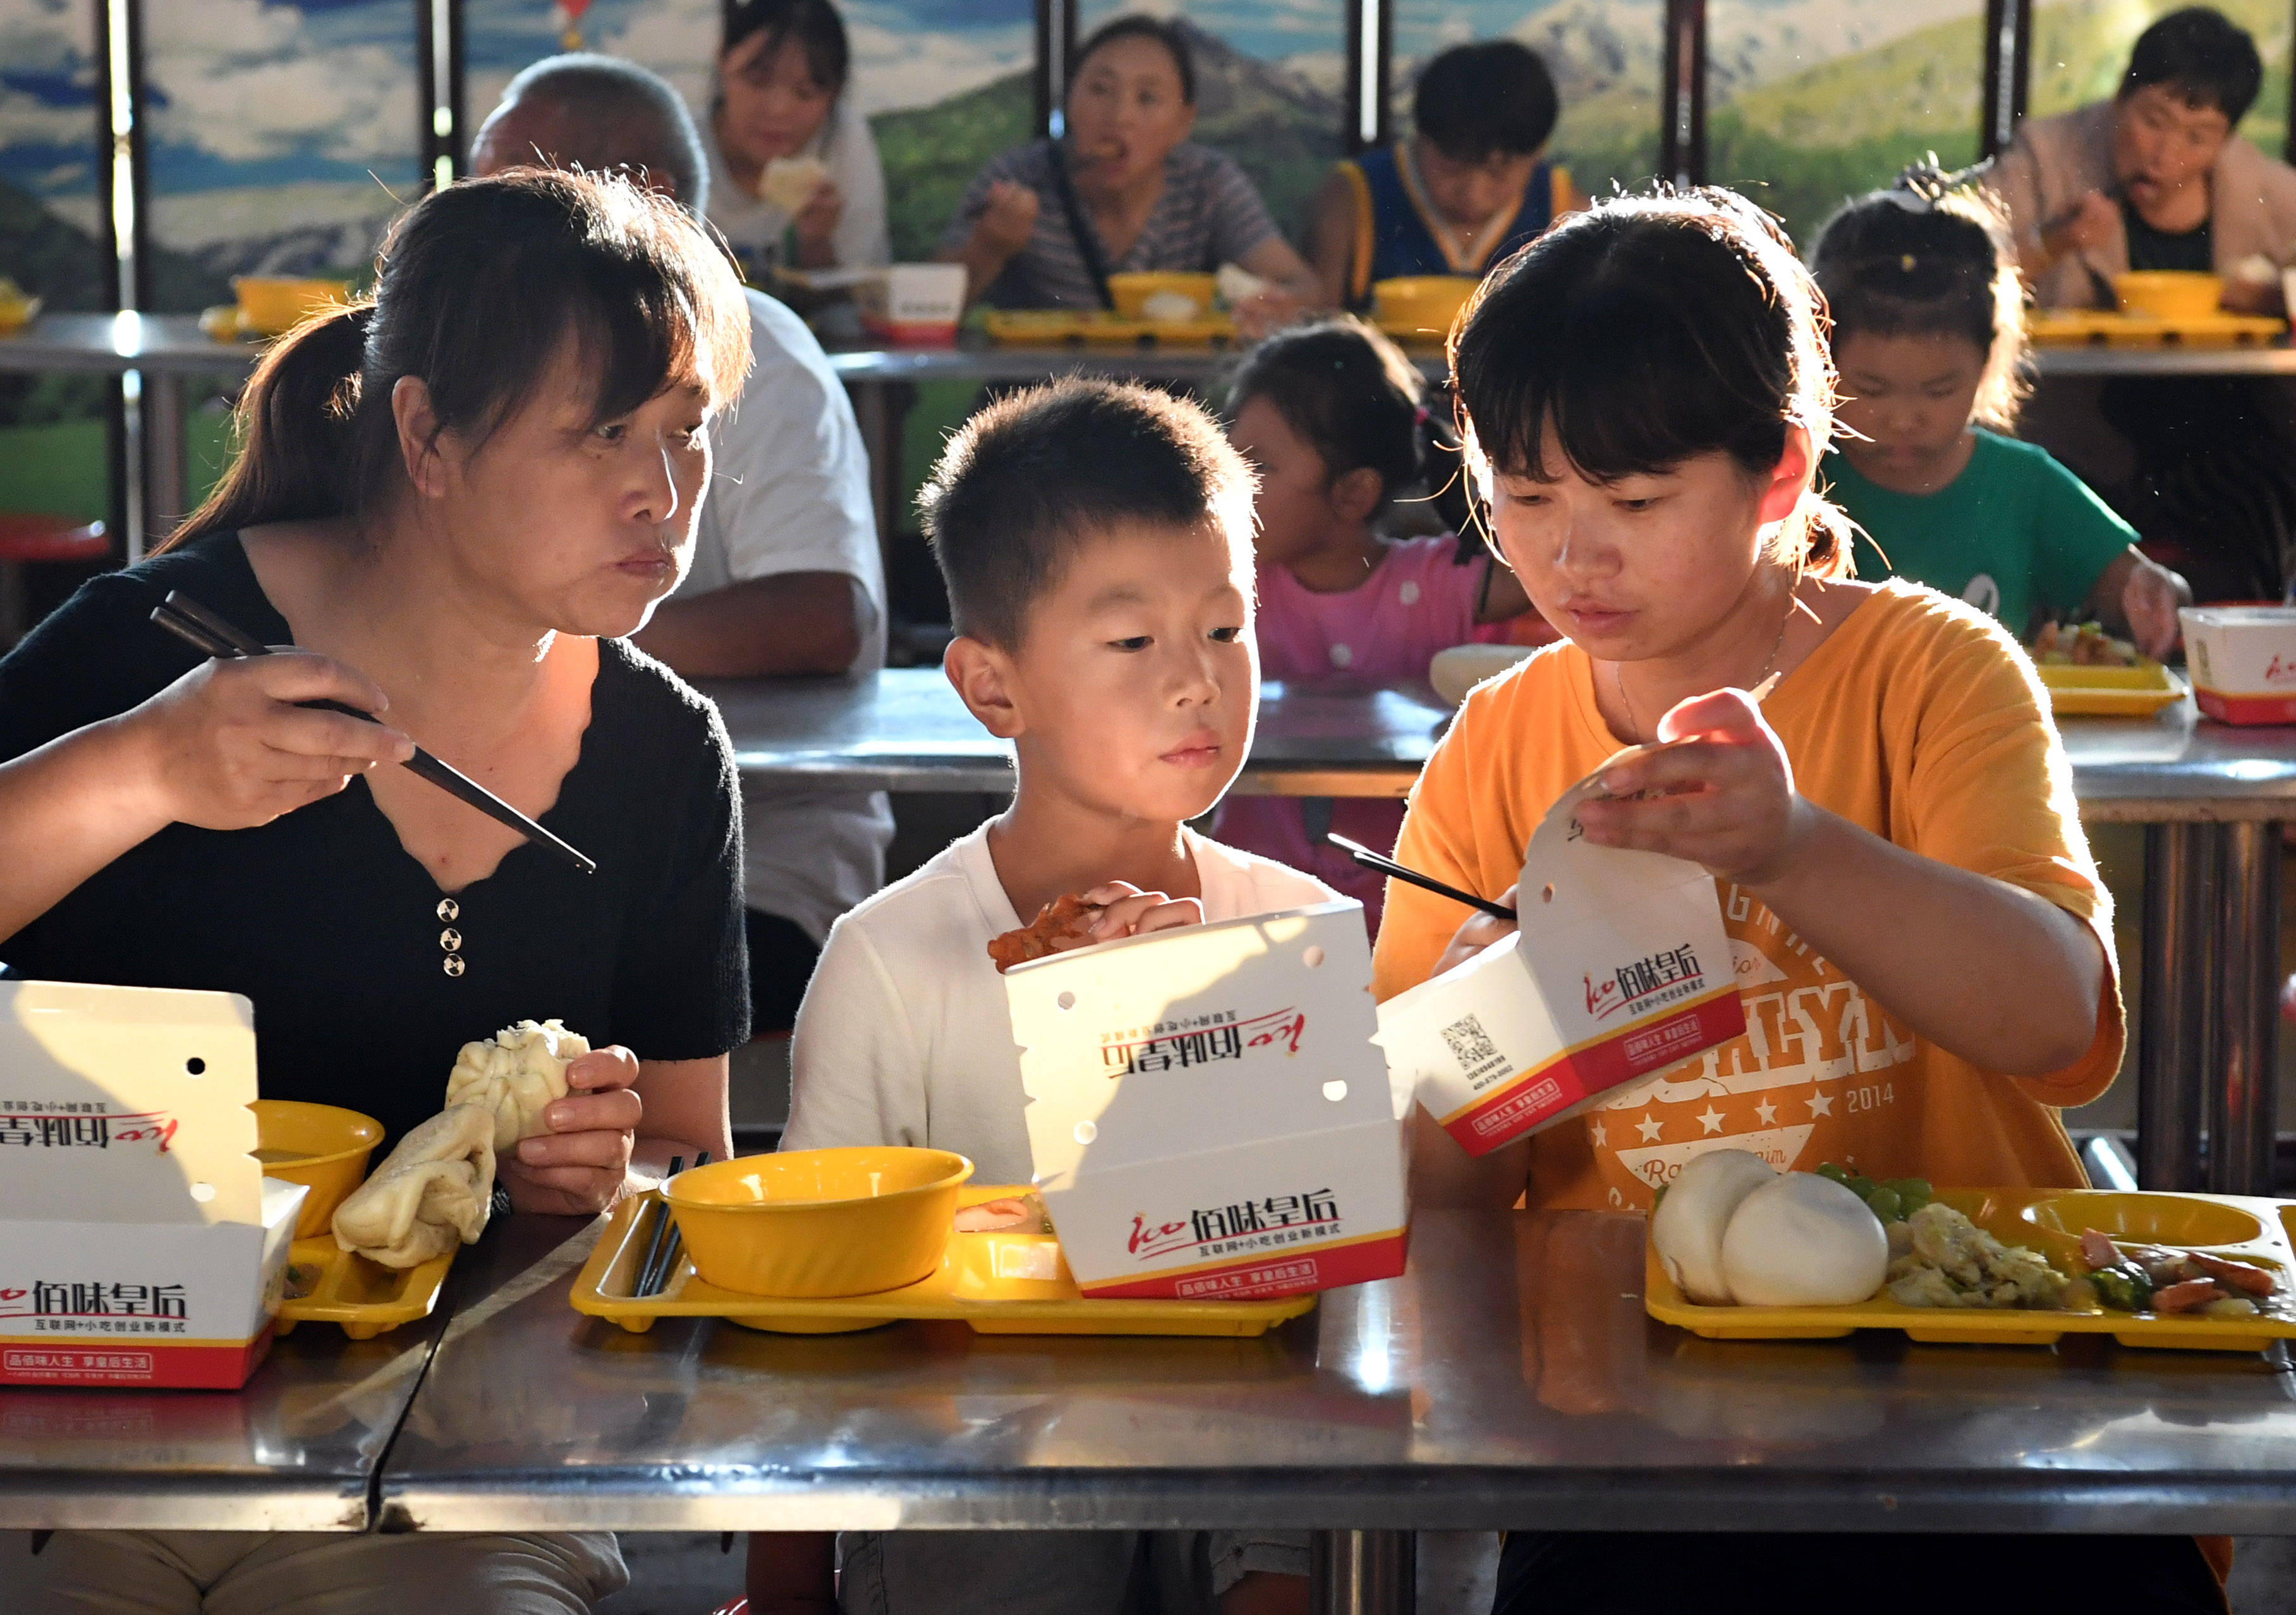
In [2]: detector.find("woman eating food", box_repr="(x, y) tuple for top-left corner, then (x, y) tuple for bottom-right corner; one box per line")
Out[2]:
(0, 163), (753, 1611)
(705, 0), (890, 277)
(936, 13), (1319, 330)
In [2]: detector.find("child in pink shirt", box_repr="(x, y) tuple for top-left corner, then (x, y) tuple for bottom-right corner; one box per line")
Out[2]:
(1216, 317), (1536, 934)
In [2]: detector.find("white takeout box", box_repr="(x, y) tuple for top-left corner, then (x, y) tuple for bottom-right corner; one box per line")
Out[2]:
(855, 263), (966, 346)
(0, 981), (304, 1389)
(1374, 765), (1745, 1157)
(1007, 902), (1409, 1300)
(2179, 605), (2296, 724)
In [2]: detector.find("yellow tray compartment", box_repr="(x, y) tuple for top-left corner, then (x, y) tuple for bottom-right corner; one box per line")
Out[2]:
(572, 1185), (1315, 1337)
(2037, 660), (2186, 717)
(2029, 310), (2285, 348)
(982, 310), (1237, 348)
(1644, 1187), (2296, 1353)
(274, 1237), (454, 1340)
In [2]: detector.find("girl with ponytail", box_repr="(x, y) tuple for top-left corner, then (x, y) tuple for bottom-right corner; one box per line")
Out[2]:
(1215, 315), (1531, 933)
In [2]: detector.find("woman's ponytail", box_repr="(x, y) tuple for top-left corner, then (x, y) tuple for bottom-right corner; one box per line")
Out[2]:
(167, 303), (377, 551)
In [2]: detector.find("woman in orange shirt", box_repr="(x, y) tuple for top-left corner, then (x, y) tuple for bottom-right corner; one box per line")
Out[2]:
(1377, 186), (2226, 1614)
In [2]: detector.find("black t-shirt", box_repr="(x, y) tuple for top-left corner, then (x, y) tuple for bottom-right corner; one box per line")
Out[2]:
(2123, 202), (2213, 274)
(0, 533), (750, 1148)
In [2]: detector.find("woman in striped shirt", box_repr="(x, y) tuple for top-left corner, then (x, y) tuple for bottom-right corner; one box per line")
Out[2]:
(937, 15), (1320, 329)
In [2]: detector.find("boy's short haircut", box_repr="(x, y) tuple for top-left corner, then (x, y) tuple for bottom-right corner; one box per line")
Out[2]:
(920, 378), (1254, 650)
(1414, 42), (1560, 164)
(2122, 6), (2263, 126)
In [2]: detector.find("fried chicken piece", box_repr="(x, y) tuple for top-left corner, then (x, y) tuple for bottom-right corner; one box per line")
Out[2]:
(986, 892), (1105, 974)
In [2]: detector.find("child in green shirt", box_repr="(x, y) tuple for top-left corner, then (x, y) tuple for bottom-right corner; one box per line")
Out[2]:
(1811, 178), (2190, 655)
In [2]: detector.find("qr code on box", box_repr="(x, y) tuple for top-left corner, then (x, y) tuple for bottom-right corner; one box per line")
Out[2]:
(1441, 1014), (1500, 1071)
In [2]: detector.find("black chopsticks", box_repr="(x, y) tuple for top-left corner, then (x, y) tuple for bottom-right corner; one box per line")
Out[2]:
(635, 1150), (709, 1298)
(1326, 832), (1517, 922)
(149, 590), (597, 876)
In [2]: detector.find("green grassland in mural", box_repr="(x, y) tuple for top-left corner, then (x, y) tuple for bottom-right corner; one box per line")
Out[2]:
(870, 73), (1036, 264)
(1710, 15), (1983, 250)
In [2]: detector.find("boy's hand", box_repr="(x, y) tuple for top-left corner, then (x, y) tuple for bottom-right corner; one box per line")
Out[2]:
(501, 1046), (642, 1215)
(1076, 880), (1203, 945)
(2120, 555), (2191, 659)
(1574, 687), (1811, 886)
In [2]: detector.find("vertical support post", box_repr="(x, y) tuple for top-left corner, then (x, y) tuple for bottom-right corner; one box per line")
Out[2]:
(2138, 822), (2215, 1191)
(418, 0), (464, 190)
(2209, 821), (2281, 1194)
(1345, 0), (1388, 155)
(1981, 0), (2031, 159)
(1658, 0), (1706, 186)
(140, 372), (185, 545)
(1310, 1530), (1414, 1615)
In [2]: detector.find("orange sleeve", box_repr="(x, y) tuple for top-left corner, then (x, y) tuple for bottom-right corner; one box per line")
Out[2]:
(1899, 608), (2125, 1108)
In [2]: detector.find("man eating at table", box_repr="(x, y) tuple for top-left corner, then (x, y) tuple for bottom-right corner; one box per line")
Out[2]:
(472, 54), (892, 1040)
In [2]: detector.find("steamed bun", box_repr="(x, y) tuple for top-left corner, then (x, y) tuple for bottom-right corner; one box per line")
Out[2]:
(332, 1103), (497, 1268)
(444, 1019), (592, 1152)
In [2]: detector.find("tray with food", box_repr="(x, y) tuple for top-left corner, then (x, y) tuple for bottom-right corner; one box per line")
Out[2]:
(981, 309), (1237, 348)
(1644, 1151), (2296, 1352)
(274, 1238), (454, 1340)
(2025, 622), (2185, 716)
(2027, 309), (2285, 348)
(570, 1181), (1316, 1337)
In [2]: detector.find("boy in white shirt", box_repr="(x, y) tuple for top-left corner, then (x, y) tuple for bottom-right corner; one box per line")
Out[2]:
(768, 378), (1329, 1615)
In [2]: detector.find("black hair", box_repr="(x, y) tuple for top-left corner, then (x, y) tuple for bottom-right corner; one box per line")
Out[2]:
(1414, 41), (1560, 164)
(1226, 317), (1474, 538)
(489, 54), (711, 216)
(724, 0), (851, 99)
(1072, 15), (1196, 105)
(920, 378), (1253, 648)
(170, 169), (750, 552)
(1811, 184), (2026, 431)
(1451, 186), (1850, 577)
(2123, 7), (2263, 125)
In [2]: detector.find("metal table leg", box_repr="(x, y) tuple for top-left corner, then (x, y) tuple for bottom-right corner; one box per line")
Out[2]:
(2209, 820), (2281, 1194)
(2138, 822), (2216, 1190)
(1310, 1529), (1414, 1615)
(138, 370), (187, 555)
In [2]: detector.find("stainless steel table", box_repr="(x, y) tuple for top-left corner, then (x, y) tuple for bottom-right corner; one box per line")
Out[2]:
(0, 1296), (453, 1532)
(377, 1208), (2296, 1614)
(715, 669), (2292, 1195)
(9, 312), (2292, 554)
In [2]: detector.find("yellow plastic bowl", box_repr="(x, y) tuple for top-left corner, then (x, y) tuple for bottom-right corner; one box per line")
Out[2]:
(231, 276), (354, 336)
(2112, 271), (2223, 321)
(664, 1147), (975, 1298)
(0, 293), (40, 335)
(1108, 271), (1218, 321)
(250, 1099), (384, 1238)
(1373, 275), (1478, 337)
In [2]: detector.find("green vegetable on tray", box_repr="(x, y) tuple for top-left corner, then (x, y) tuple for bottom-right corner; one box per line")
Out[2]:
(1816, 1163), (1933, 1225)
(2088, 1266), (2155, 1312)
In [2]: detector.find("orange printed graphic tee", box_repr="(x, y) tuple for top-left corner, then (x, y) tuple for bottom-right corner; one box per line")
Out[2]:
(1373, 583), (2123, 1211)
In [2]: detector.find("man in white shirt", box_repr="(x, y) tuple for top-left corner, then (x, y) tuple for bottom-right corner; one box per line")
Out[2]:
(471, 54), (892, 1031)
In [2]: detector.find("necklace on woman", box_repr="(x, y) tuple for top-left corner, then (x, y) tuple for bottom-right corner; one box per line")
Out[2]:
(1612, 584), (1797, 746)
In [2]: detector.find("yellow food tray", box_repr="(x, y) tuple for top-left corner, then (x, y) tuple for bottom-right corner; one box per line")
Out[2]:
(982, 309), (1237, 348)
(2029, 310), (2285, 348)
(572, 1184), (1315, 1337)
(2037, 660), (2186, 716)
(273, 1236), (454, 1340)
(1646, 1188), (2296, 1352)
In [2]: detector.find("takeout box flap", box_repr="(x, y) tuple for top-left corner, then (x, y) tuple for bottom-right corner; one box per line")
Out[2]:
(1007, 902), (1392, 1189)
(0, 980), (265, 1225)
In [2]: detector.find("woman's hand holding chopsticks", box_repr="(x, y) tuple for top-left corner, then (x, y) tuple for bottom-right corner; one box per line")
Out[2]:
(128, 650), (414, 829)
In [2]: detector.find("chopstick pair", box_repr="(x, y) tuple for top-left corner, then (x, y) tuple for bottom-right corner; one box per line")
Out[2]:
(149, 590), (597, 876)
(1326, 832), (1516, 922)
(634, 1150), (711, 1298)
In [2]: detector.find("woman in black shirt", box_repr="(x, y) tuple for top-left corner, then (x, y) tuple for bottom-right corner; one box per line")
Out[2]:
(2, 169), (755, 1609)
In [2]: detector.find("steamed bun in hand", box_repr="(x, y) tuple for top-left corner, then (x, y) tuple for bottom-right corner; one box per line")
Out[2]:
(444, 1019), (592, 1152)
(331, 1103), (497, 1268)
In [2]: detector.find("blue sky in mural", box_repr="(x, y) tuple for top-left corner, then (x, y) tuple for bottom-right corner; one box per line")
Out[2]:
(1076, 0), (1344, 73)
(464, 0), (1029, 119)
(0, 0), (99, 203)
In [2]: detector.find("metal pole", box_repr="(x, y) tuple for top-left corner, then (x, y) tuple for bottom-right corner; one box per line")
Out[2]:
(2137, 822), (2215, 1190)
(1310, 1529), (1414, 1615)
(140, 370), (185, 548)
(2208, 821), (2281, 1194)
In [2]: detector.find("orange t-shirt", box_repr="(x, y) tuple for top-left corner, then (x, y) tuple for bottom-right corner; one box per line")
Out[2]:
(1372, 582), (2123, 1212)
